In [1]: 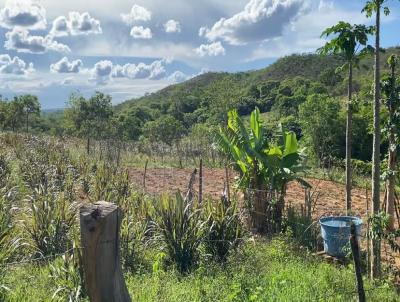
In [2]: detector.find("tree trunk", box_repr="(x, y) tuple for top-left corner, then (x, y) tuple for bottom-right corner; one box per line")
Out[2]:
(386, 60), (397, 230)
(387, 134), (396, 230)
(371, 4), (381, 279)
(346, 62), (353, 214)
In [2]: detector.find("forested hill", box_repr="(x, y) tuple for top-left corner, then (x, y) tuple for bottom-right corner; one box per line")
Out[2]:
(116, 53), (346, 112)
(110, 47), (400, 163)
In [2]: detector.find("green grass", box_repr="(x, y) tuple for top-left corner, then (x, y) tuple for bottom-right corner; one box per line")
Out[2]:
(3, 239), (397, 302)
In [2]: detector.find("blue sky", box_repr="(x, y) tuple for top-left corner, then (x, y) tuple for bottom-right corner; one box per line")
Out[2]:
(0, 0), (399, 109)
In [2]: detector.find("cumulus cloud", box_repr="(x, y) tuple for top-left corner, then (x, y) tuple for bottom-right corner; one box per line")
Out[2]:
(50, 12), (102, 37)
(89, 60), (113, 85)
(168, 70), (188, 83)
(164, 19), (181, 33)
(0, 0), (47, 30)
(121, 4), (152, 25)
(112, 59), (167, 80)
(0, 53), (34, 75)
(130, 26), (152, 39)
(200, 0), (305, 45)
(5, 28), (70, 53)
(50, 57), (83, 73)
(195, 41), (226, 57)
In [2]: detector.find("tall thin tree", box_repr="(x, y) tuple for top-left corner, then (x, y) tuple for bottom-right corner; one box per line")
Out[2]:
(362, 0), (392, 279)
(318, 22), (373, 214)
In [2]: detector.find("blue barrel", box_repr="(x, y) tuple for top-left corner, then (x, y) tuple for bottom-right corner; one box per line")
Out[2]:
(319, 216), (363, 258)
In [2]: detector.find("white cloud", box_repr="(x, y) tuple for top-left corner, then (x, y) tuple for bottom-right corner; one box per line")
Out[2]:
(130, 26), (152, 39)
(0, 0), (47, 30)
(121, 4), (152, 25)
(195, 41), (226, 57)
(248, 1), (366, 60)
(111, 59), (168, 80)
(164, 19), (181, 33)
(50, 57), (83, 73)
(4, 28), (71, 53)
(168, 70), (188, 83)
(50, 12), (102, 37)
(89, 60), (113, 85)
(200, 0), (305, 45)
(0, 53), (34, 75)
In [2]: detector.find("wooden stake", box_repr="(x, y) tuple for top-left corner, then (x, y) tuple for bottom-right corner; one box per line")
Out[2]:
(199, 158), (203, 204)
(80, 201), (131, 302)
(225, 165), (230, 202)
(143, 159), (148, 192)
(350, 223), (365, 302)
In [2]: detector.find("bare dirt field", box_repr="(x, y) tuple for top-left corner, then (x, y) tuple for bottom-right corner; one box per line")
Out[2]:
(129, 167), (400, 270)
(129, 167), (384, 220)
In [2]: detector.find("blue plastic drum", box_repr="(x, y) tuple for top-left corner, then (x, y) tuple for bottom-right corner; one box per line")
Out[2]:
(319, 216), (363, 258)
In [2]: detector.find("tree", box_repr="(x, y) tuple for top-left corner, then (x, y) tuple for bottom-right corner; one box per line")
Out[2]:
(318, 22), (373, 214)
(143, 115), (184, 145)
(299, 94), (344, 164)
(362, 0), (392, 279)
(64, 92), (113, 154)
(215, 108), (308, 232)
(20, 95), (40, 133)
(381, 54), (400, 230)
(6, 97), (24, 132)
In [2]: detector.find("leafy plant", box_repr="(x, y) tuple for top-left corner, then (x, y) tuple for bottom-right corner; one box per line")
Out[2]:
(203, 196), (244, 262)
(215, 107), (308, 232)
(150, 192), (205, 273)
(49, 251), (84, 302)
(23, 188), (77, 257)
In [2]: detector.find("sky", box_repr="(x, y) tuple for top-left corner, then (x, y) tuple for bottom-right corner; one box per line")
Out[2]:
(0, 0), (399, 109)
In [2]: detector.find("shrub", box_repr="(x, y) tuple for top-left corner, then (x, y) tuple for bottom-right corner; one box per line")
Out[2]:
(23, 187), (77, 257)
(203, 197), (244, 262)
(150, 192), (204, 273)
(283, 206), (321, 251)
(119, 192), (152, 272)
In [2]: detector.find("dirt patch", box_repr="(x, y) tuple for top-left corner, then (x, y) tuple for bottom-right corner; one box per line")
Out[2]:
(128, 167), (400, 270)
(129, 167), (383, 219)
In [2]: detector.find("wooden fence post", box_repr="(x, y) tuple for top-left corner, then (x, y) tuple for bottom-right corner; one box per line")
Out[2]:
(199, 158), (203, 203)
(350, 223), (365, 302)
(80, 201), (131, 302)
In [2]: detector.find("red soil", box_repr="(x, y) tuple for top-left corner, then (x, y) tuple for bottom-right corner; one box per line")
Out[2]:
(128, 167), (400, 270)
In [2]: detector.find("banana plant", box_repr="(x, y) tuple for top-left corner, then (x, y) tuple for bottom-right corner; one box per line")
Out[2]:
(215, 107), (308, 232)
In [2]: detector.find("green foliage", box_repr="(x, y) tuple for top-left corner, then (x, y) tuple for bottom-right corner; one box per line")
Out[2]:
(203, 197), (244, 262)
(283, 207), (321, 251)
(215, 108), (308, 232)
(368, 212), (400, 253)
(150, 193), (205, 273)
(143, 115), (184, 145)
(23, 188), (77, 257)
(49, 252), (84, 302)
(64, 92), (113, 141)
(299, 94), (344, 164)
(318, 22), (373, 65)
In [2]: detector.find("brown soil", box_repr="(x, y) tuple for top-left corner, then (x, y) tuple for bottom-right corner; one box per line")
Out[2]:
(128, 167), (400, 270)
(129, 167), (383, 219)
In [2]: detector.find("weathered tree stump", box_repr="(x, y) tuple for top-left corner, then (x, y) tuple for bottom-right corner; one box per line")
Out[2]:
(80, 201), (131, 302)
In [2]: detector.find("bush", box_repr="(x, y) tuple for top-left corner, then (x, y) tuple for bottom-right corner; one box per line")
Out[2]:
(203, 197), (244, 262)
(150, 192), (204, 273)
(23, 187), (77, 257)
